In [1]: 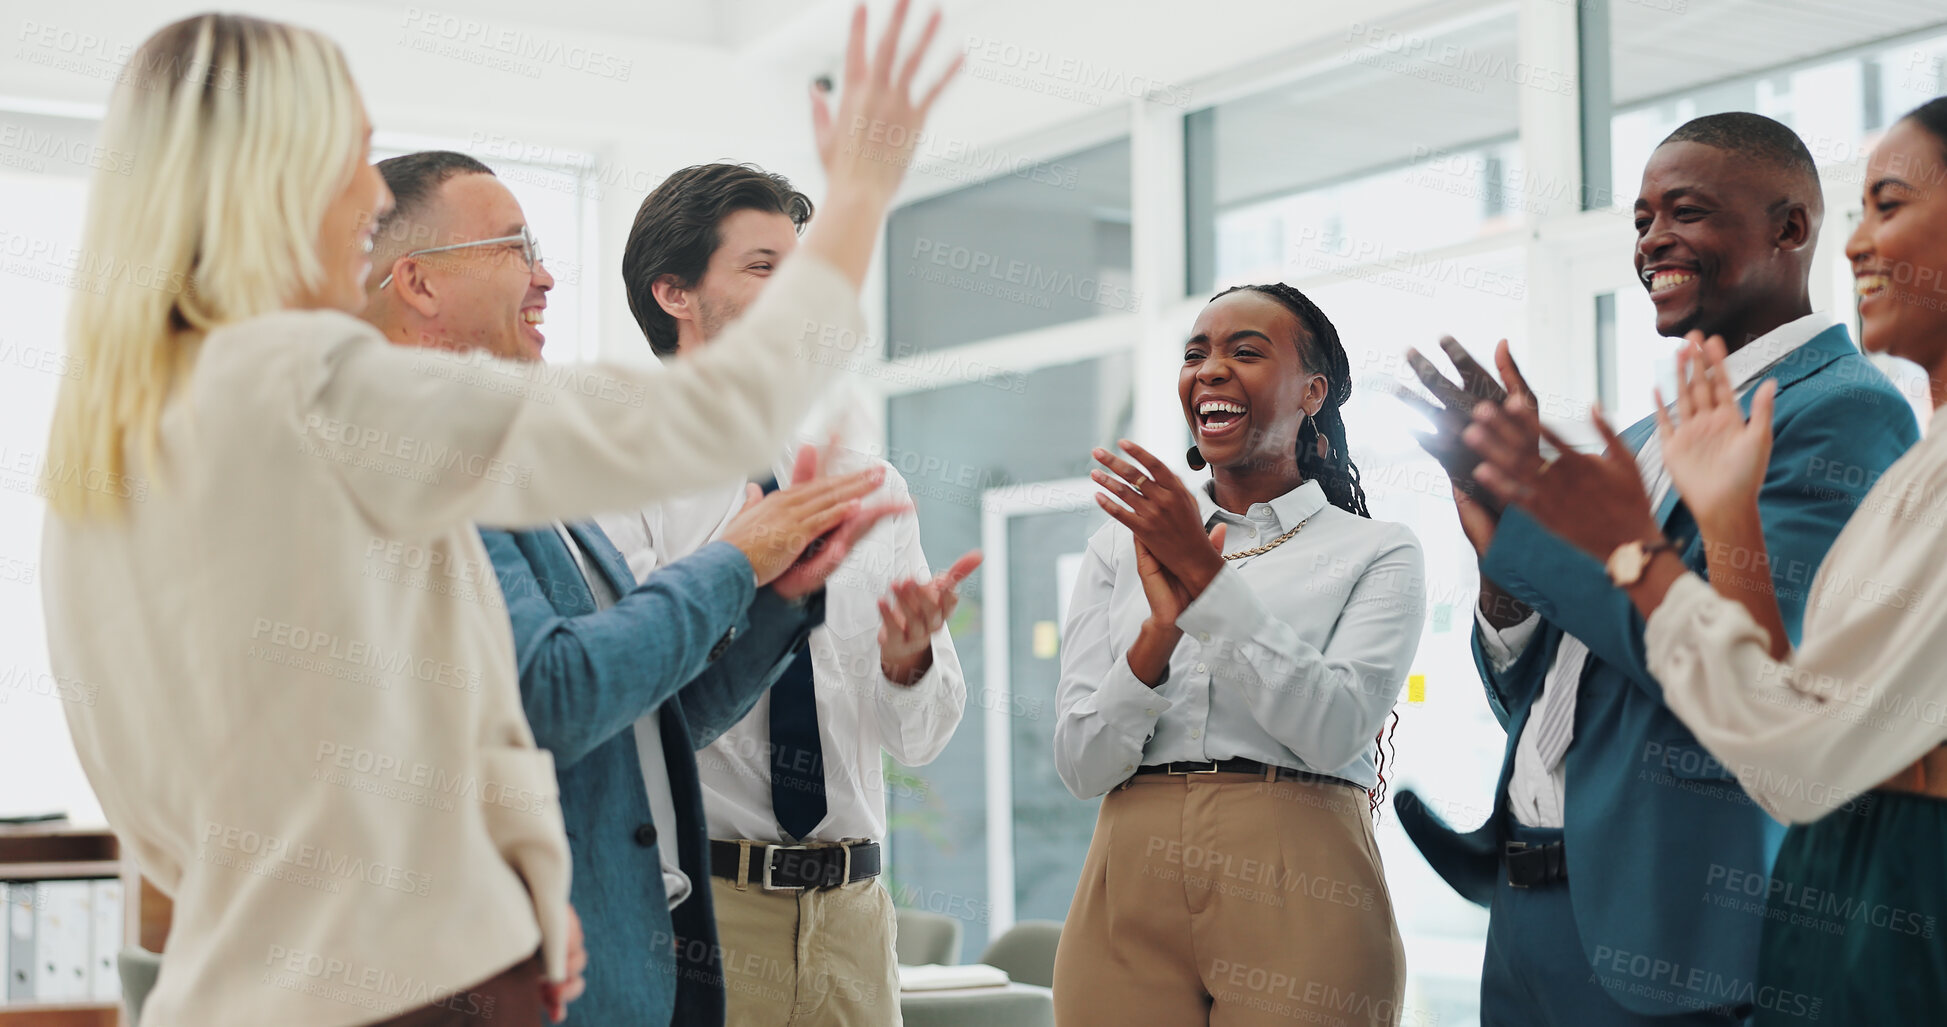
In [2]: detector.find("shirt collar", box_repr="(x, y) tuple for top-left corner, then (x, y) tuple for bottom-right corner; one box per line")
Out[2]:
(1720, 311), (1833, 392)
(1196, 478), (1329, 532)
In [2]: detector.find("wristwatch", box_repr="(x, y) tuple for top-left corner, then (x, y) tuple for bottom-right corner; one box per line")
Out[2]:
(1606, 538), (1677, 587)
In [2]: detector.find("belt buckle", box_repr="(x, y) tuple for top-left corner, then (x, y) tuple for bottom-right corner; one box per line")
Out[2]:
(838, 842), (853, 889)
(761, 844), (806, 891)
(1505, 842), (1532, 890)
(1168, 761), (1219, 775)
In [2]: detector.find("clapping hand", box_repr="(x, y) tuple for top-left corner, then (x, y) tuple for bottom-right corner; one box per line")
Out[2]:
(878, 550), (983, 685)
(721, 443), (888, 590)
(1398, 337), (1539, 555)
(1091, 441), (1226, 595)
(1131, 525), (1225, 631)
(1090, 440), (1227, 687)
(1464, 391), (1662, 564)
(765, 443), (910, 600)
(1656, 332), (1775, 536)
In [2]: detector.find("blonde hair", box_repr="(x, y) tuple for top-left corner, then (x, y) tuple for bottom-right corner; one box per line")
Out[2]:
(43, 14), (364, 517)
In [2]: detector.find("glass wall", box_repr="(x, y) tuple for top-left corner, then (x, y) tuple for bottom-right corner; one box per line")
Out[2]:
(884, 353), (1133, 954)
(885, 139), (1135, 353)
(1595, 0), (1947, 209)
(1186, 10), (1525, 293)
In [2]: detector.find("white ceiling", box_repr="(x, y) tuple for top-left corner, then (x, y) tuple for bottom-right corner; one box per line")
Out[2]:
(1612, 0), (1947, 107)
(320, 0), (811, 49)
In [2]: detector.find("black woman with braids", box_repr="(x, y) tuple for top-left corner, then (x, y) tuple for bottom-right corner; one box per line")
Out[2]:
(1051, 283), (1427, 1026)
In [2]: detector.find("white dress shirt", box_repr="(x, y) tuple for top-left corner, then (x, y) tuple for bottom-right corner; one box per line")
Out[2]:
(550, 524), (691, 909)
(1645, 423), (1947, 823)
(38, 252), (864, 1027)
(1482, 311), (1833, 827)
(1054, 479), (1427, 800)
(598, 456), (966, 845)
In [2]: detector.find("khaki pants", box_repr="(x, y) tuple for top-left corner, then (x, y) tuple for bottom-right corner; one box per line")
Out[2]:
(711, 874), (903, 1026)
(1052, 771), (1405, 1027)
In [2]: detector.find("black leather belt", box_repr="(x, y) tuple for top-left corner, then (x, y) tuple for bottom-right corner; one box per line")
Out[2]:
(709, 838), (881, 891)
(1504, 840), (1569, 888)
(1132, 758), (1359, 789)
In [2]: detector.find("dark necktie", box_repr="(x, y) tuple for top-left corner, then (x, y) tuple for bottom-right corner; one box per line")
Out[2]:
(769, 649), (826, 841)
(758, 475), (828, 841)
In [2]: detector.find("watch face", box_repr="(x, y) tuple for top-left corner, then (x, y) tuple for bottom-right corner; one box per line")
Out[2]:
(1609, 542), (1645, 585)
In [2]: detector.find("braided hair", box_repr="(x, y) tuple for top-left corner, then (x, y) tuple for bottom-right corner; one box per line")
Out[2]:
(1212, 283), (1396, 816)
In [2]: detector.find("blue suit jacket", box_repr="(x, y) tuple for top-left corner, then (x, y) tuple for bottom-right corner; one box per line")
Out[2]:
(1396, 325), (1917, 1016)
(480, 523), (821, 1027)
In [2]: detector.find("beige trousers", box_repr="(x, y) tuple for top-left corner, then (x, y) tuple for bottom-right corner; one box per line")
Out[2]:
(1052, 771), (1406, 1026)
(711, 874), (903, 1026)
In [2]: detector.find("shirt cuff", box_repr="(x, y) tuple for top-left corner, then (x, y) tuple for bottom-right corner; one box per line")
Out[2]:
(1474, 607), (1539, 673)
(1177, 564), (1271, 642)
(879, 638), (943, 691)
(1095, 647), (1172, 743)
(1643, 570), (1717, 678)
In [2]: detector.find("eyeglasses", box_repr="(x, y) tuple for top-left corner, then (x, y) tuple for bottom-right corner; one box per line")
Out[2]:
(378, 224), (543, 290)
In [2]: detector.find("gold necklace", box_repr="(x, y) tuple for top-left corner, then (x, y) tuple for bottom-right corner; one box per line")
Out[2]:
(1223, 518), (1309, 561)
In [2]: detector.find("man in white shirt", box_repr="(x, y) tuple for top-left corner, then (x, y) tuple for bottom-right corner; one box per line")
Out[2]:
(606, 162), (978, 1026)
(1396, 114), (1920, 1026)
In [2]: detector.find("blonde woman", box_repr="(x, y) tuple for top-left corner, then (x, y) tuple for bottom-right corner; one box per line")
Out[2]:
(40, 9), (954, 1025)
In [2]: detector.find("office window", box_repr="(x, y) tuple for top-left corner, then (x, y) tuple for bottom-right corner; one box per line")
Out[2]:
(885, 139), (1135, 354)
(1186, 10), (1525, 293)
(884, 353), (1133, 954)
(1594, 1), (1947, 209)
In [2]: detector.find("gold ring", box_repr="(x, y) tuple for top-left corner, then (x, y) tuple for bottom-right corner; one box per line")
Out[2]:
(1536, 456), (1557, 477)
(1132, 477), (1150, 493)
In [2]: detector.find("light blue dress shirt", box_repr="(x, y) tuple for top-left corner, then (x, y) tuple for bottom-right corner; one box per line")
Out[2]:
(1054, 479), (1427, 799)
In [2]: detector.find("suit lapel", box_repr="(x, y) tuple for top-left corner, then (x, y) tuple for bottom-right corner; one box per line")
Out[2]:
(528, 529), (598, 617)
(1639, 323), (1855, 530)
(657, 701), (708, 879)
(563, 521), (640, 599)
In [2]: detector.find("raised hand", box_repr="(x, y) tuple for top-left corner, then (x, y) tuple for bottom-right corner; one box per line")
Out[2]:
(1657, 332), (1775, 536)
(720, 446), (887, 587)
(540, 903), (587, 1023)
(801, 0), (961, 289)
(878, 549), (983, 685)
(1090, 441), (1226, 600)
(1399, 338), (1540, 557)
(1466, 396), (1662, 563)
(1400, 337), (1519, 479)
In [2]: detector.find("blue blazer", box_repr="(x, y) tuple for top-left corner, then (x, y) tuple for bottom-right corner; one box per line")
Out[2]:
(480, 523), (821, 1027)
(1396, 325), (1917, 1017)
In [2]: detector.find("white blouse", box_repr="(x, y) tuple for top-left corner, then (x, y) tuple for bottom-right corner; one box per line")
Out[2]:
(1054, 479), (1427, 799)
(41, 253), (862, 1026)
(1645, 426), (1947, 824)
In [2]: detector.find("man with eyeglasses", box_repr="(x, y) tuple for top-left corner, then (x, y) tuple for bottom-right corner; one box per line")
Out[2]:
(361, 149), (907, 1025)
(364, 150), (552, 361)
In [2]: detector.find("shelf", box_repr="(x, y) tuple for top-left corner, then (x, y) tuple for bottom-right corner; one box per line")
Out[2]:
(0, 862), (121, 882)
(0, 1002), (121, 1027)
(0, 830), (115, 866)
